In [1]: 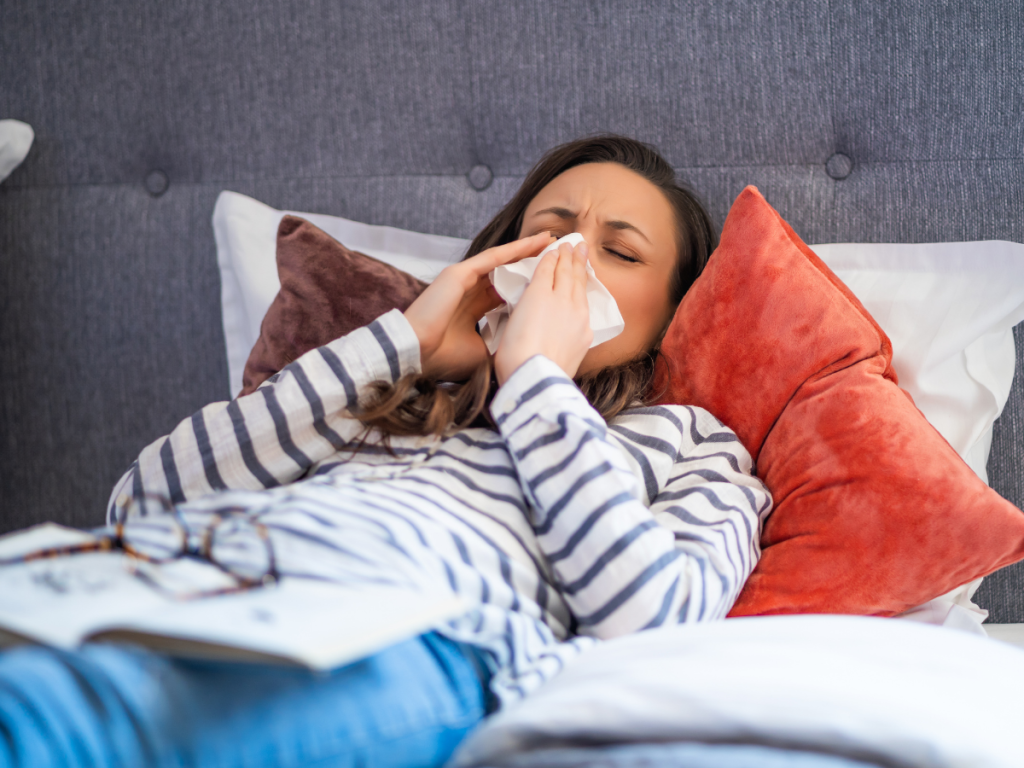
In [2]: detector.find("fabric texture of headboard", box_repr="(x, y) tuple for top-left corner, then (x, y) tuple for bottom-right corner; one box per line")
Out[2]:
(1, 0), (1022, 620)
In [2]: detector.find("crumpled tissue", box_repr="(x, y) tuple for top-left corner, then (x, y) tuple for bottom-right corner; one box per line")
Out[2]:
(479, 232), (625, 354)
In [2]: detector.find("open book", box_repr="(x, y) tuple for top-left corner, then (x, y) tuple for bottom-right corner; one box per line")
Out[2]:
(0, 523), (469, 669)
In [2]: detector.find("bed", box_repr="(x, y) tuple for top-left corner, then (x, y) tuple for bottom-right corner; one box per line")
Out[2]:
(1, 1), (1023, 766)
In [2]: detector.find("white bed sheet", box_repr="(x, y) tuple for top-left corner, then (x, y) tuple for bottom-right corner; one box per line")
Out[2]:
(985, 622), (1024, 650)
(453, 616), (1024, 768)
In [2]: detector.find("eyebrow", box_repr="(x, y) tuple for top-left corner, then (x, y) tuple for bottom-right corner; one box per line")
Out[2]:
(531, 207), (651, 244)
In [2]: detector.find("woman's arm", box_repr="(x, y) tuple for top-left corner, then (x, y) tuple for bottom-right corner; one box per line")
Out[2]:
(106, 310), (420, 523)
(108, 233), (556, 524)
(492, 355), (771, 639)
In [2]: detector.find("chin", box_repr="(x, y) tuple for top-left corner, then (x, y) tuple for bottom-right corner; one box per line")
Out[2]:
(577, 342), (641, 377)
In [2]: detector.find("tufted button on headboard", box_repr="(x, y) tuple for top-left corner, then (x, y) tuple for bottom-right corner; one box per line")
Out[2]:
(825, 153), (853, 180)
(144, 169), (170, 197)
(468, 164), (494, 191)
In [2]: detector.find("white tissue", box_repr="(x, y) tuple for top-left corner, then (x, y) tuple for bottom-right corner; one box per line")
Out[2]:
(479, 233), (626, 354)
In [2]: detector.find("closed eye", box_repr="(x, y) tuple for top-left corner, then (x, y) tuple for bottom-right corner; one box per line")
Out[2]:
(607, 248), (641, 264)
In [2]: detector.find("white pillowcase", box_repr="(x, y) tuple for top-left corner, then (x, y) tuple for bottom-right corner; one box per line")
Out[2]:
(212, 192), (1024, 623)
(450, 615), (1024, 768)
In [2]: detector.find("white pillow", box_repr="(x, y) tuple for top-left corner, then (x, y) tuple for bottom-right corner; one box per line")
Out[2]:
(0, 119), (34, 184)
(450, 615), (1024, 768)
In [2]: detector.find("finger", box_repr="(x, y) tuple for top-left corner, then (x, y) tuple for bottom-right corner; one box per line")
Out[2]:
(517, 248), (556, 299)
(553, 243), (575, 294)
(462, 279), (504, 321)
(530, 247), (559, 291)
(463, 232), (555, 277)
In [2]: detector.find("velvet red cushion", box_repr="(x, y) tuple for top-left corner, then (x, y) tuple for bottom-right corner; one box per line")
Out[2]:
(654, 186), (1024, 616)
(240, 215), (427, 396)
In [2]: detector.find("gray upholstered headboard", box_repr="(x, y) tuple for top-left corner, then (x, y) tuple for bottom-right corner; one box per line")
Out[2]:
(1, 1), (1022, 620)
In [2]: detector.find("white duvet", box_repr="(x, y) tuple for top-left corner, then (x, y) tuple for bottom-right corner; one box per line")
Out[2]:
(452, 616), (1024, 768)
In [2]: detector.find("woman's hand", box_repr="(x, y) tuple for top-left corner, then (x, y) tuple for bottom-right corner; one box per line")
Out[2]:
(494, 240), (593, 385)
(404, 232), (554, 381)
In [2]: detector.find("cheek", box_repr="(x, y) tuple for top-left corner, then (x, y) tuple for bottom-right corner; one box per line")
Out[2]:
(602, 272), (672, 344)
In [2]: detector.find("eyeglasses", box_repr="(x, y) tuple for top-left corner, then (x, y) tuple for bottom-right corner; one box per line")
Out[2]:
(0, 494), (279, 600)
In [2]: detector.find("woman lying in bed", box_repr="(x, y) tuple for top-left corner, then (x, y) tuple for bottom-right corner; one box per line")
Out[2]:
(0, 135), (771, 768)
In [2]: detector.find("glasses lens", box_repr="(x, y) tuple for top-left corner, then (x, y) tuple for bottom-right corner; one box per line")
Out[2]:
(209, 519), (272, 582)
(122, 516), (185, 560)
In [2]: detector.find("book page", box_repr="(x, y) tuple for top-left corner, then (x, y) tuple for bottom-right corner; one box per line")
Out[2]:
(0, 522), (98, 558)
(0, 549), (173, 648)
(0, 524), (469, 668)
(89, 579), (469, 670)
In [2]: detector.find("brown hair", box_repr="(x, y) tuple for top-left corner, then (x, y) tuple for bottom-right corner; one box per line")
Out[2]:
(359, 135), (717, 437)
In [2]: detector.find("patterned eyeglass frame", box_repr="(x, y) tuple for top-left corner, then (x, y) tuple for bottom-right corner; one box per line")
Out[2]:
(0, 493), (279, 601)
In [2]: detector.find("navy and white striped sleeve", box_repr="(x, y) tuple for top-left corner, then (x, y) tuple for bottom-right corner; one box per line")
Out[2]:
(106, 309), (420, 523)
(491, 354), (771, 640)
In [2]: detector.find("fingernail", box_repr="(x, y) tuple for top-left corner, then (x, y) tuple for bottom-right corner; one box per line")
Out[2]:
(579, 242), (589, 257)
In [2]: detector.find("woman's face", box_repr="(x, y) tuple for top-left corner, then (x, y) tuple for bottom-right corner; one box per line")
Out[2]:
(516, 162), (679, 374)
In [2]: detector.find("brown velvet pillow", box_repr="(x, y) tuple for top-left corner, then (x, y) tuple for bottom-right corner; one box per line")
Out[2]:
(653, 186), (1024, 616)
(239, 215), (427, 396)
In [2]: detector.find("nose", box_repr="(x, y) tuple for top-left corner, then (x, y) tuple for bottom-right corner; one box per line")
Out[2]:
(572, 222), (599, 249)
(565, 224), (606, 277)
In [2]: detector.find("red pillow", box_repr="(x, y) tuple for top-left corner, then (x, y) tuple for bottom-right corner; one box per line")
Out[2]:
(240, 215), (428, 396)
(654, 185), (1024, 617)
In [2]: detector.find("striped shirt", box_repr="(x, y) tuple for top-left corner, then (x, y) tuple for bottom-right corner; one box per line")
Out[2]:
(107, 309), (772, 706)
